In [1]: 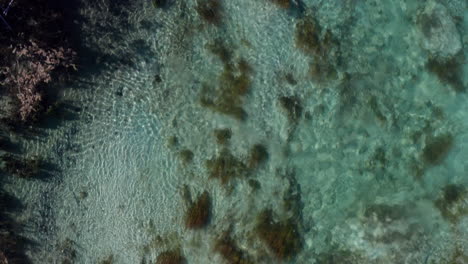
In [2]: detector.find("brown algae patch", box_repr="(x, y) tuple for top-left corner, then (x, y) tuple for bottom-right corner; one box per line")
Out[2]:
(295, 15), (340, 82)
(368, 95), (387, 123)
(271, 0), (290, 9)
(295, 16), (322, 55)
(156, 249), (187, 264)
(247, 144), (268, 169)
(284, 72), (297, 85)
(427, 56), (465, 93)
(279, 96), (302, 122)
(206, 149), (248, 185)
(2, 154), (42, 179)
(196, 0), (223, 26)
(206, 130), (269, 185)
(422, 134), (454, 165)
(214, 231), (254, 264)
(200, 43), (254, 121)
(254, 209), (302, 260)
(295, 16), (336, 57)
(167, 135), (179, 148)
(178, 149), (194, 165)
(248, 179), (261, 191)
(309, 60), (338, 83)
(316, 248), (365, 264)
(99, 255), (114, 264)
(434, 184), (467, 223)
(364, 204), (406, 223)
(185, 191), (212, 229)
(214, 128), (232, 145)
(152, 0), (168, 9)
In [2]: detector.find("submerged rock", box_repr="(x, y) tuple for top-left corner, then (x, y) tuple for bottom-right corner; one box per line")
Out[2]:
(418, 2), (462, 60)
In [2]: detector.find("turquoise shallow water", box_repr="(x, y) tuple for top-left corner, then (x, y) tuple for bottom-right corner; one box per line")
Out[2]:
(3, 0), (468, 263)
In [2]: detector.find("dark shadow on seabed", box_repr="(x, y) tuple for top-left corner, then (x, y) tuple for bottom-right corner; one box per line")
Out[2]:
(0, 0), (84, 262)
(0, 187), (35, 264)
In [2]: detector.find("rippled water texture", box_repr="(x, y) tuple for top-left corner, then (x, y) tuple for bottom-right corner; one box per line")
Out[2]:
(4, 0), (468, 263)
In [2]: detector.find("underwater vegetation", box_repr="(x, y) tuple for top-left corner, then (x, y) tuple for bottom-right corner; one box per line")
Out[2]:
(281, 171), (303, 219)
(315, 248), (364, 264)
(206, 148), (244, 183)
(156, 249), (187, 264)
(426, 56), (465, 93)
(295, 14), (340, 83)
(196, 0), (223, 26)
(208, 41), (233, 66)
(365, 145), (392, 180)
(446, 247), (468, 264)
(178, 149), (194, 165)
(41, 100), (81, 125)
(284, 72), (297, 86)
(167, 136), (179, 148)
(270, 0), (290, 9)
(279, 96), (302, 122)
(364, 203), (406, 223)
(434, 184), (467, 223)
(422, 133), (454, 166)
(254, 209), (302, 260)
(214, 128), (232, 145)
(1, 154), (41, 179)
(0, 191), (31, 264)
(295, 16), (321, 55)
(205, 149), (248, 185)
(56, 238), (77, 264)
(185, 191), (211, 229)
(247, 179), (261, 191)
(368, 95), (387, 123)
(98, 255), (114, 264)
(200, 42), (254, 121)
(214, 231), (254, 264)
(309, 60), (338, 83)
(152, 0), (168, 9)
(295, 16), (335, 58)
(360, 203), (423, 246)
(247, 144), (268, 169)
(0, 136), (20, 153)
